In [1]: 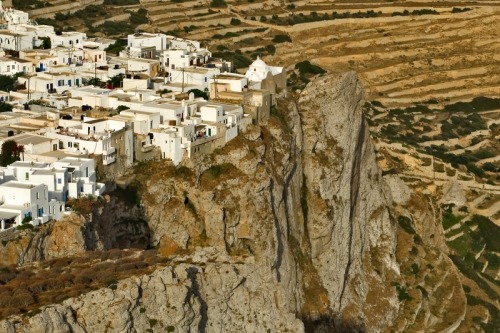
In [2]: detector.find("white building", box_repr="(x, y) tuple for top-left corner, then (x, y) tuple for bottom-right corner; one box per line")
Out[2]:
(0, 181), (63, 228)
(0, 56), (33, 76)
(19, 49), (58, 72)
(118, 109), (160, 135)
(0, 156), (105, 230)
(48, 31), (86, 49)
(53, 157), (105, 198)
(245, 56), (286, 103)
(6, 161), (68, 201)
(0, 30), (34, 51)
(8, 23), (54, 39)
(18, 71), (83, 94)
(165, 66), (219, 92)
(128, 58), (160, 77)
(127, 32), (169, 53)
(0, 6), (29, 25)
(46, 117), (133, 167)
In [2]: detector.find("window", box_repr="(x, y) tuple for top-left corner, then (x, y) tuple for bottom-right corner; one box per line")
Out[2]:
(36, 192), (40, 199)
(57, 178), (61, 184)
(25, 172), (29, 180)
(68, 142), (72, 148)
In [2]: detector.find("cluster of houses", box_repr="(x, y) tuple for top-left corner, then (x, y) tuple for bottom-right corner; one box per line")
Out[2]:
(0, 2), (287, 231)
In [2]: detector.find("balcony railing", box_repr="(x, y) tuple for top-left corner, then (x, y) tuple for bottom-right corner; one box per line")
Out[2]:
(103, 156), (116, 165)
(103, 147), (116, 155)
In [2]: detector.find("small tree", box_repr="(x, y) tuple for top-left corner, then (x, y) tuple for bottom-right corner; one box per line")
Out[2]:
(40, 37), (51, 49)
(0, 102), (13, 112)
(0, 140), (23, 166)
(86, 78), (102, 87)
(105, 39), (126, 55)
(0, 75), (17, 92)
(188, 89), (209, 100)
(107, 74), (124, 89)
(116, 105), (130, 112)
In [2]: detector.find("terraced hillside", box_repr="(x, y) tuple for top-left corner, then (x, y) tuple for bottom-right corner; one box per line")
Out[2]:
(136, 0), (500, 109)
(25, 0), (500, 109)
(14, 0), (500, 331)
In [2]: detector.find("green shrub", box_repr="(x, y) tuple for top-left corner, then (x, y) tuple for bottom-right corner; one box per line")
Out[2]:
(272, 34), (292, 43)
(105, 39), (126, 55)
(397, 216), (416, 235)
(210, 0), (225, 7)
(473, 215), (500, 252)
(452, 7), (472, 13)
(396, 285), (412, 301)
(230, 18), (241, 25)
(295, 61), (326, 75)
(104, 0), (139, 4)
(442, 212), (463, 230)
(17, 223), (34, 231)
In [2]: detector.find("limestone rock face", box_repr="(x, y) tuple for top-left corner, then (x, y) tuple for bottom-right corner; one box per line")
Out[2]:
(0, 250), (303, 333)
(0, 196), (149, 265)
(297, 72), (399, 329)
(0, 73), (465, 332)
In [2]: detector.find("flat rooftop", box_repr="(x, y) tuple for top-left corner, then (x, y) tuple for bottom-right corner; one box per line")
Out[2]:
(1, 181), (44, 189)
(9, 161), (48, 168)
(121, 109), (159, 116)
(40, 150), (88, 159)
(32, 169), (57, 175)
(56, 157), (88, 166)
(213, 74), (245, 80)
(128, 58), (160, 64)
(183, 67), (211, 74)
(85, 119), (106, 124)
(10, 133), (54, 145)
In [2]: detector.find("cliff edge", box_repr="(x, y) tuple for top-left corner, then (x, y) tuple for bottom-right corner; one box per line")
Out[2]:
(0, 72), (465, 332)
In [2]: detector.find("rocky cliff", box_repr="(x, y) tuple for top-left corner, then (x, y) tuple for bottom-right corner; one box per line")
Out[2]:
(0, 72), (466, 332)
(0, 195), (149, 266)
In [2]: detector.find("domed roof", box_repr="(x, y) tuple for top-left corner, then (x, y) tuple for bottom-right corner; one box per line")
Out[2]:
(250, 56), (267, 68)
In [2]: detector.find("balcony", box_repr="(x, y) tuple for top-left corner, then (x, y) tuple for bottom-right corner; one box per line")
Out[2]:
(94, 183), (106, 196)
(141, 144), (154, 153)
(103, 155), (116, 165)
(103, 146), (116, 155)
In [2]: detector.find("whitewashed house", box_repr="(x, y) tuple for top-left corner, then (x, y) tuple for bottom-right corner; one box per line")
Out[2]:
(0, 30), (34, 51)
(0, 6), (29, 25)
(48, 32), (86, 49)
(52, 157), (105, 198)
(17, 71), (83, 94)
(0, 181), (64, 228)
(0, 56), (33, 76)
